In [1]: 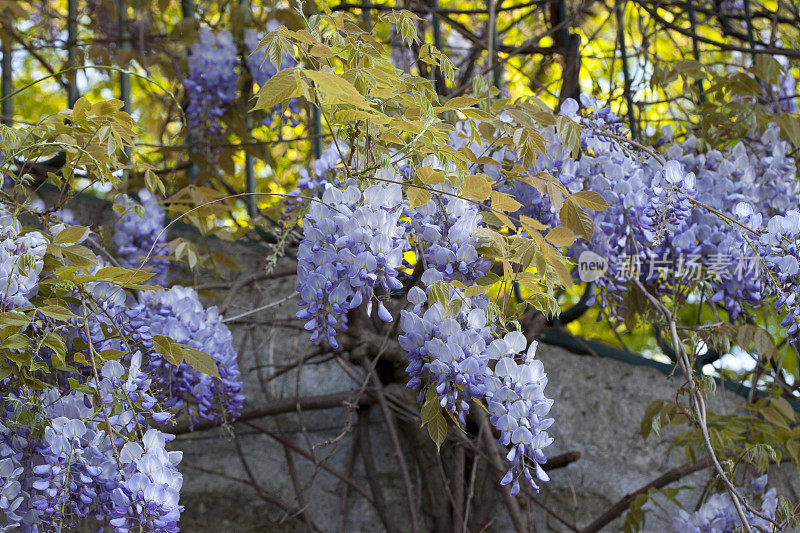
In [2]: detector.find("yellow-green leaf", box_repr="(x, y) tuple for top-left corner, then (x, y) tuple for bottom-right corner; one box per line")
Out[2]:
(182, 346), (220, 378)
(571, 190), (610, 211)
(53, 226), (90, 245)
(490, 191), (522, 213)
(407, 187), (432, 208)
(463, 174), (492, 202)
(304, 69), (371, 110)
(253, 69), (300, 111)
(427, 411), (447, 451)
(560, 200), (593, 240)
(545, 226), (576, 247)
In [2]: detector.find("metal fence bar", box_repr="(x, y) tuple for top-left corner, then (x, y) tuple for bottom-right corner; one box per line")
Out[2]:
(241, 0), (257, 218)
(1, 15), (12, 126)
(182, 0), (199, 180)
(117, 0), (130, 114)
(311, 103), (322, 159)
(686, 0), (706, 103)
(67, 0), (79, 107)
(615, 0), (637, 139)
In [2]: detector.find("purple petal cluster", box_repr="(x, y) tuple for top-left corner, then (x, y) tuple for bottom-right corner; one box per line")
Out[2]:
(399, 286), (554, 495)
(0, 209), (48, 309)
(137, 285), (244, 424)
(399, 286), (495, 421)
(296, 176), (409, 348)
(80, 283), (243, 426)
(0, 353), (183, 531)
(673, 475), (777, 533)
(487, 95), (799, 325)
(756, 210), (800, 336)
(407, 158), (490, 285)
(183, 27), (238, 155)
(112, 189), (169, 286)
(244, 27), (300, 127)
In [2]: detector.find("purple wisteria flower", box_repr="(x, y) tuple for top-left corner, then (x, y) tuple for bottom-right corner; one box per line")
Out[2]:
(0, 208), (48, 309)
(0, 353), (183, 531)
(113, 189), (169, 286)
(138, 285), (244, 424)
(407, 157), (490, 285)
(296, 175), (408, 348)
(183, 27), (238, 155)
(399, 286), (554, 495)
(672, 475), (778, 533)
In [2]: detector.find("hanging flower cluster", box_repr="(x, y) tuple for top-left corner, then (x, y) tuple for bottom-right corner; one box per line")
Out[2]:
(112, 189), (170, 286)
(672, 475), (778, 533)
(0, 208), (48, 309)
(399, 287), (554, 496)
(0, 194), (243, 530)
(295, 175), (408, 348)
(183, 27), (238, 155)
(0, 354), (182, 532)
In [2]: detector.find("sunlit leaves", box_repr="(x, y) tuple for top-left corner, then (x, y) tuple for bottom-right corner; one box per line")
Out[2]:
(407, 186), (432, 208)
(462, 174), (493, 201)
(252, 69), (300, 110)
(559, 198), (594, 240)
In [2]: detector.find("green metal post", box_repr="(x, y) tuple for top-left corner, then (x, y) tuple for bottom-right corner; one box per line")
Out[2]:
(117, 0), (130, 115)
(182, 0), (198, 180)
(67, 0), (79, 107)
(181, 0), (195, 19)
(686, 0), (705, 103)
(312, 102), (322, 159)
(240, 0), (257, 218)
(1, 22), (11, 126)
(615, 0), (637, 139)
(431, 0), (442, 51)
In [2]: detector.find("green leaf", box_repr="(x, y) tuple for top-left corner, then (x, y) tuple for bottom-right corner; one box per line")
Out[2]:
(182, 346), (220, 378)
(444, 299), (462, 317)
(153, 334), (184, 366)
(4, 333), (30, 350)
(332, 109), (389, 124)
(37, 305), (77, 322)
(420, 392), (440, 427)
(304, 69), (372, 110)
(68, 377), (95, 395)
(99, 349), (127, 361)
(428, 281), (450, 307)
(559, 200), (593, 240)
(490, 191), (522, 213)
(545, 226), (576, 247)
(0, 311), (31, 327)
(427, 411), (447, 451)
(641, 400), (665, 440)
(753, 328), (776, 361)
(571, 190), (610, 211)
(443, 96), (479, 110)
(42, 332), (66, 367)
(462, 174), (492, 202)
(253, 69), (300, 111)
(416, 166), (445, 186)
(53, 225), (90, 245)
(407, 186), (432, 209)
(475, 272), (501, 286)
(62, 244), (98, 268)
(556, 115), (581, 157)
